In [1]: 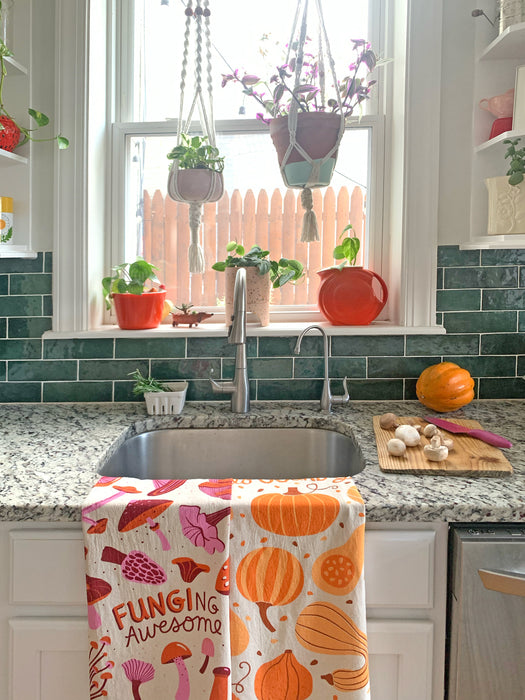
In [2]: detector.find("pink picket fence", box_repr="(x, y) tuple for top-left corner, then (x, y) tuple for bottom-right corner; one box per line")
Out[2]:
(142, 186), (365, 307)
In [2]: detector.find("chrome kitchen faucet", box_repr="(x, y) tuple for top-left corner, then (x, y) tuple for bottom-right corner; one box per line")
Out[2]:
(294, 325), (349, 413)
(210, 267), (250, 413)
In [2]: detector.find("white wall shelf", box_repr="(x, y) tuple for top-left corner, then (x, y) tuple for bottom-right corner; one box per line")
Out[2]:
(468, 18), (525, 248)
(0, 0), (37, 259)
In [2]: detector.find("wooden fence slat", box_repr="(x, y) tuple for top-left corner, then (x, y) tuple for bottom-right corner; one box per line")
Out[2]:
(307, 190), (324, 304)
(255, 189), (269, 249)
(336, 186), (350, 243)
(151, 190), (166, 285)
(203, 201), (218, 306)
(322, 187), (336, 271)
(269, 189), (283, 305)
(142, 191), (152, 263)
(230, 189), (243, 245)
(281, 189), (297, 305)
(294, 194), (309, 305)
(350, 186), (365, 266)
(243, 189), (256, 252)
(164, 196), (179, 302)
(216, 192), (231, 304)
(176, 201), (190, 305)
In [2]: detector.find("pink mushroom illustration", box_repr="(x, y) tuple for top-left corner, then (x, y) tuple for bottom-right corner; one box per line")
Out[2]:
(198, 479), (233, 500)
(199, 637), (215, 673)
(161, 641), (192, 700)
(102, 546), (167, 584)
(82, 484), (141, 533)
(122, 658), (155, 700)
(179, 505), (231, 554)
(86, 575), (112, 630)
(118, 499), (173, 551)
(148, 479), (186, 496)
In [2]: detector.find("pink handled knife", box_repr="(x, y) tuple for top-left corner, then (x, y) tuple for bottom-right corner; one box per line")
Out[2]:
(423, 416), (513, 449)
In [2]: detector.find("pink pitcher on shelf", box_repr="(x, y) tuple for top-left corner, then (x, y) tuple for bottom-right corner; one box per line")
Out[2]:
(479, 89), (515, 118)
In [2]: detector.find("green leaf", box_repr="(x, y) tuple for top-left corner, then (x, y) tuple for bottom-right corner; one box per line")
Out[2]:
(57, 135), (69, 149)
(127, 281), (144, 295)
(28, 109), (49, 127)
(509, 172), (524, 186)
(116, 278), (129, 293)
(235, 244), (245, 256)
(333, 244), (346, 260)
(129, 259), (157, 284)
(212, 261), (227, 271)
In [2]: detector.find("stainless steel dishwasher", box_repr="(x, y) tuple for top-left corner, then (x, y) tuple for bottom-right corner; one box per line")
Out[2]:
(448, 524), (525, 700)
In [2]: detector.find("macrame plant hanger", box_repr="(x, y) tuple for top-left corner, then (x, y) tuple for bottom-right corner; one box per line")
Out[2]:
(167, 0), (223, 273)
(281, 0), (345, 241)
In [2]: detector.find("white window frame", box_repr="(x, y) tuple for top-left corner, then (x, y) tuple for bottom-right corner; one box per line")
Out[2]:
(53, 0), (443, 336)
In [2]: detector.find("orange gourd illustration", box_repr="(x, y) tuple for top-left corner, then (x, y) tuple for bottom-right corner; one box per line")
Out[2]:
(254, 649), (313, 700)
(236, 547), (304, 632)
(346, 484), (364, 504)
(295, 601), (368, 656)
(311, 523), (365, 595)
(321, 665), (369, 692)
(229, 607), (250, 656)
(250, 487), (340, 536)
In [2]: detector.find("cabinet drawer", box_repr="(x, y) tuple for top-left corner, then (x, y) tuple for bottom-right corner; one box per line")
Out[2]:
(365, 530), (435, 608)
(10, 530), (85, 605)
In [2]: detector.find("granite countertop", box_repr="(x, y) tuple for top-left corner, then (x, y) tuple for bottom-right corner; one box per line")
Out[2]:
(0, 400), (523, 524)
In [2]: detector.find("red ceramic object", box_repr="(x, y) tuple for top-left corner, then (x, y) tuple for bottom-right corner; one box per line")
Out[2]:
(0, 116), (21, 152)
(489, 116), (513, 139)
(112, 291), (166, 330)
(317, 266), (388, 325)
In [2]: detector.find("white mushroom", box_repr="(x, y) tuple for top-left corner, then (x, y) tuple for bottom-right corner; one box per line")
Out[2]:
(379, 412), (399, 429)
(387, 438), (407, 456)
(394, 424), (421, 446)
(423, 423), (439, 438)
(424, 435), (449, 462)
(441, 436), (454, 450)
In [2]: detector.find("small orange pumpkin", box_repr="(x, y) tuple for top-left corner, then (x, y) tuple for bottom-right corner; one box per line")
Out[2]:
(416, 361), (475, 412)
(254, 649), (312, 700)
(251, 487), (340, 536)
(236, 547), (304, 632)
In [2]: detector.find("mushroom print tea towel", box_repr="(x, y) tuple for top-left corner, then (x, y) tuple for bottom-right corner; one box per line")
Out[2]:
(228, 476), (368, 700)
(82, 476), (233, 699)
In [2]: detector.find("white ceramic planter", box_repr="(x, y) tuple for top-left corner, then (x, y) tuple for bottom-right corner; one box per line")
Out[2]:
(485, 176), (525, 235)
(224, 266), (271, 327)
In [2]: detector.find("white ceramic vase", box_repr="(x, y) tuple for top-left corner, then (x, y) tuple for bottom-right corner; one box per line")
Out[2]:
(485, 176), (525, 235)
(224, 266), (271, 327)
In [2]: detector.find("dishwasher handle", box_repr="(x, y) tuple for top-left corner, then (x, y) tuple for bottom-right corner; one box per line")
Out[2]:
(478, 568), (525, 598)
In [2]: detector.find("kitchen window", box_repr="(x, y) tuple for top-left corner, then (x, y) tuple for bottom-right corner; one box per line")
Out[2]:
(53, 0), (443, 334)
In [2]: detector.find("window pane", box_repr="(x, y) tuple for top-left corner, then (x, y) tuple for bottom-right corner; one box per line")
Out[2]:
(128, 128), (369, 308)
(134, 0), (371, 122)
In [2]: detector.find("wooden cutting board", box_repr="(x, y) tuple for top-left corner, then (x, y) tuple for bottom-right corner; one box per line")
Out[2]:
(373, 416), (513, 476)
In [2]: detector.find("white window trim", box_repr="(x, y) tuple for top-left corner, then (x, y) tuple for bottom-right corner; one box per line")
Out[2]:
(53, 0), (443, 336)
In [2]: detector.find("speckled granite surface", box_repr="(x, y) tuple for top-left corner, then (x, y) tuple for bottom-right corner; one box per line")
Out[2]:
(0, 400), (523, 523)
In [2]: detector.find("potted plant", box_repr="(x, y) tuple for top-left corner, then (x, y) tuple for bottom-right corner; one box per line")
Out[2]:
(221, 38), (377, 189)
(171, 302), (214, 327)
(317, 225), (388, 325)
(129, 369), (187, 415)
(212, 241), (304, 326)
(102, 258), (168, 330)
(0, 39), (69, 152)
(167, 133), (224, 203)
(485, 137), (525, 235)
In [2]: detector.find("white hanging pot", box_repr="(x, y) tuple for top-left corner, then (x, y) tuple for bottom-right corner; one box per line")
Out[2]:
(485, 176), (525, 235)
(168, 167), (224, 203)
(270, 112), (343, 188)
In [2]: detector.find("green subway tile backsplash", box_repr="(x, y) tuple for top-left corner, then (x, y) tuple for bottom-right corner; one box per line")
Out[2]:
(0, 246), (523, 403)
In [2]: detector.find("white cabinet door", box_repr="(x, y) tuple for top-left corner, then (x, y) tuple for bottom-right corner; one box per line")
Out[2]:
(9, 618), (89, 700)
(368, 620), (434, 700)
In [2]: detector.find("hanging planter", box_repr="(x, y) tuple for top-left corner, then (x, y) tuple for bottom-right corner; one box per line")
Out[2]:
(166, 0), (224, 273)
(269, 112), (343, 188)
(222, 0), (378, 242)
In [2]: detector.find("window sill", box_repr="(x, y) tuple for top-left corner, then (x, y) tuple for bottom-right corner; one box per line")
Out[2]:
(43, 321), (446, 340)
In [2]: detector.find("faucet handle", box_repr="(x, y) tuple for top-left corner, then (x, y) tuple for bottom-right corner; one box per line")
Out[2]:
(331, 376), (350, 406)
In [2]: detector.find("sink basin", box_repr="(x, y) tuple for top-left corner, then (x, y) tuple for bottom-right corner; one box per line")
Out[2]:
(99, 428), (364, 480)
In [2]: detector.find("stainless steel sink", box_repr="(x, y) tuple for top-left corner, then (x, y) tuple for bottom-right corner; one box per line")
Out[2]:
(99, 428), (364, 480)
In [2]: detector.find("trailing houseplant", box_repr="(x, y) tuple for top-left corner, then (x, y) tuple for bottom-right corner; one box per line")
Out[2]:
(167, 133), (225, 204)
(317, 224), (388, 326)
(167, 133), (224, 173)
(102, 258), (168, 330)
(213, 241), (304, 326)
(485, 137), (525, 235)
(0, 39), (69, 152)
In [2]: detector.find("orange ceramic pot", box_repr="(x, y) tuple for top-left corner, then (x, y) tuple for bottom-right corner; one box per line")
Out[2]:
(317, 266), (388, 325)
(112, 291), (167, 330)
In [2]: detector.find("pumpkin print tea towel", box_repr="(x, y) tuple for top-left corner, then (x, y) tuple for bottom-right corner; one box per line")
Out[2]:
(229, 477), (368, 699)
(82, 476), (233, 699)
